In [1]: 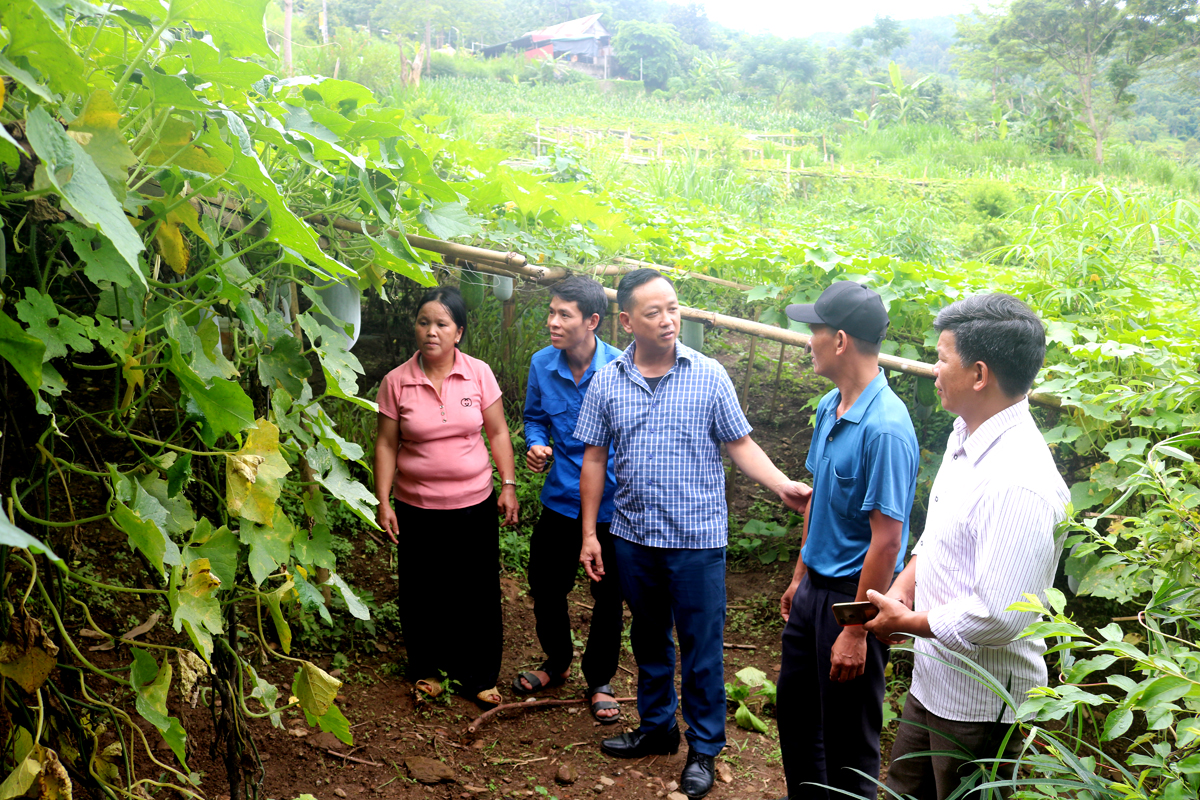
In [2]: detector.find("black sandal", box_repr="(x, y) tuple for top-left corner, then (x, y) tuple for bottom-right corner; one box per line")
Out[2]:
(584, 684), (621, 725)
(511, 669), (567, 696)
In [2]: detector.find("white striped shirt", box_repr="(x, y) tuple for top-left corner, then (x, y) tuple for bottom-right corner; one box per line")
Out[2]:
(911, 399), (1069, 723)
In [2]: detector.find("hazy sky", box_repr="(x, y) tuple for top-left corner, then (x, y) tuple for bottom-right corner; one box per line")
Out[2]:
(699, 0), (979, 38)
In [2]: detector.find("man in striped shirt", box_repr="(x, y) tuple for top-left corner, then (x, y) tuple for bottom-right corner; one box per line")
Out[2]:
(575, 268), (811, 799)
(865, 294), (1069, 800)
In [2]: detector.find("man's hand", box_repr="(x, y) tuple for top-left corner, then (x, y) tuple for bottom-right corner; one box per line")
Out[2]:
(777, 480), (813, 512)
(780, 580), (800, 622)
(829, 625), (868, 682)
(526, 445), (553, 473)
(864, 589), (917, 645)
(580, 533), (605, 582)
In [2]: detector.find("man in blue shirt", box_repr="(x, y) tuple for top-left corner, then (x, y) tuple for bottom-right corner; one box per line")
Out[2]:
(518, 277), (624, 724)
(775, 281), (919, 800)
(575, 269), (811, 799)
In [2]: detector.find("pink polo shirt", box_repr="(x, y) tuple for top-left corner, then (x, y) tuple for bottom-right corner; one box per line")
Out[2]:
(377, 350), (503, 510)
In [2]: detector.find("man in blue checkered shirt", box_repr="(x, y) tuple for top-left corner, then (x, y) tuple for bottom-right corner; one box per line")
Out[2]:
(575, 269), (811, 799)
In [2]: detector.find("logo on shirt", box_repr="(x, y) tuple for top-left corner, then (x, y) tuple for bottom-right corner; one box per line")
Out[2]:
(460, 397), (472, 407)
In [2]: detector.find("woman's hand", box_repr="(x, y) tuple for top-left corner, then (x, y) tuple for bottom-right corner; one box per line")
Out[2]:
(378, 502), (399, 544)
(498, 484), (519, 527)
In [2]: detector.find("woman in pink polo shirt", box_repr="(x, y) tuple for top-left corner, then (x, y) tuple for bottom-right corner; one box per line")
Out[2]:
(374, 285), (519, 707)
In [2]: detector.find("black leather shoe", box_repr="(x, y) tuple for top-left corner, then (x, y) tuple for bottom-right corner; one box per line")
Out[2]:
(599, 723), (680, 758)
(680, 749), (715, 798)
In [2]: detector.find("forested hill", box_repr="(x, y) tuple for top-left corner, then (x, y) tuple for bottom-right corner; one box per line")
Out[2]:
(292, 0), (1200, 163)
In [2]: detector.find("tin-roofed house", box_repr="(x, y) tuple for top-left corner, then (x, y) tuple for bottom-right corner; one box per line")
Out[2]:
(482, 14), (613, 75)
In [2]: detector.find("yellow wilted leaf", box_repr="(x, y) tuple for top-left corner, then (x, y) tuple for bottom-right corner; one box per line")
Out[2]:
(226, 419), (290, 524)
(37, 746), (72, 800)
(69, 90), (137, 186)
(171, 198), (211, 245)
(121, 331), (146, 411)
(154, 217), (189, 275)
(0, 613), (60, 694)
(140, 118), (227, 175)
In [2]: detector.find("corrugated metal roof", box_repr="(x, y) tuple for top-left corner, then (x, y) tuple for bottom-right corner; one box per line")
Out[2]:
(527, 13), (607, 40)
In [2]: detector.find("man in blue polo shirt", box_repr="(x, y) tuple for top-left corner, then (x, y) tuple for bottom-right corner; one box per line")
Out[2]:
(517, 277), (624, 724)
(575, 269), (811, 800)
(775, 281), (919, 800)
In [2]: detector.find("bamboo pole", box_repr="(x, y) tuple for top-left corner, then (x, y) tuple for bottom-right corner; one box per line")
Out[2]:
(159, 181), (1062, 409)
(433, 257), (1060, 409)
(613, 257), (752, 290)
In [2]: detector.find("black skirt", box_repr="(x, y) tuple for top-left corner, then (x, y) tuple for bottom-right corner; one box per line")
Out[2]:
(394, 490), (502, 695)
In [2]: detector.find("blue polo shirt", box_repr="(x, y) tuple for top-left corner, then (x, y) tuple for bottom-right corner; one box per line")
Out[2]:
(574, 341), (753, 549)
(523, 338), (622, 522)
(802, 369), (919, 579)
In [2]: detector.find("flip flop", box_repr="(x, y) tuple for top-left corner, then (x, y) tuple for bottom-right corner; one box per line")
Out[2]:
(414, 678), (443, 699)
(474, 687), (503, 708)
(511, 670), (567, 696)
(584, 684), (621, 725)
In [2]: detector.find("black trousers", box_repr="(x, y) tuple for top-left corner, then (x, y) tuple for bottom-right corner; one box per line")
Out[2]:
(395, 491), (501, 696)
(527, 507), (622, 689)
(776, 573), (889, 800)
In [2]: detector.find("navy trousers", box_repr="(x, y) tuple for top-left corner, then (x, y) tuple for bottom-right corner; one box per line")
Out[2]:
(614, 537), (727, 757)
(775, 573), (889, 799)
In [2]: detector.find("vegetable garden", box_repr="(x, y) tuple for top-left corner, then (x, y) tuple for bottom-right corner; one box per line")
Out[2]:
(2, 2), (1200, 799)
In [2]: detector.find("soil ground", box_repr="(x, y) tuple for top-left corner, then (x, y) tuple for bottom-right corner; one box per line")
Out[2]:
(27, 326), (923, 800)
(219, 330), (837, 800)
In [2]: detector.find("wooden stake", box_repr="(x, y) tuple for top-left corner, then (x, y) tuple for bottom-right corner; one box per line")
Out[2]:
(740, 311), (762, 414)
(289, 282), (332, 604)
(609, 275), (620, 344)
(767, 342), (786, 423)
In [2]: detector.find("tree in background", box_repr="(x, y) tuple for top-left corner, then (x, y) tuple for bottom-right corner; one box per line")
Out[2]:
(961, 0), (1199, 163)
(612, 20), (683, 89)
(850, 14), (912, 66)
(664, 2), (712, 49)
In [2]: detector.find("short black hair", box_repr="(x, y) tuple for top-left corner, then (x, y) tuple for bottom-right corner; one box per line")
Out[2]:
(617, 268), (674, 312)
(850, 335), (881, 358)
(551, 276), (608, 325)
(934, 294), (1046, 397)
(809, 323), (882, 358)
(417, 285), (468, 346)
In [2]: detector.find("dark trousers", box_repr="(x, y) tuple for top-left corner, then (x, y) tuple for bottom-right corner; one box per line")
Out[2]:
(776, 573), (889, 800)
(527, 507), (623, 688)
(395, 492), (501, 696)
(614, 537), (727, 757)
(886, 694), (1021, 800)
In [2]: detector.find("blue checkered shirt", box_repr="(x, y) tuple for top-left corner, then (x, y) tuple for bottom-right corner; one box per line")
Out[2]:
(574, 341), (752, 549)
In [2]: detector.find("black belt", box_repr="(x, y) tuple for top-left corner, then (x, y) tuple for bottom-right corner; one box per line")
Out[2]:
(806, 570), (860, 597)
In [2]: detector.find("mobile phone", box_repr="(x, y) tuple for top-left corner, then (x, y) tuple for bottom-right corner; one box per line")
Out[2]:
(831, 601), (878, 626)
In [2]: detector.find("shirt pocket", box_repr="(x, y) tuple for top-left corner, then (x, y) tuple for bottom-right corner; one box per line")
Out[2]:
(544, 396), (575, 440)
(829, 461), (864, 519)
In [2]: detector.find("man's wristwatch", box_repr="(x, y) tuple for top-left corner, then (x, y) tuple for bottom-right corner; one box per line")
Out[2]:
(502, 479), (517, 487)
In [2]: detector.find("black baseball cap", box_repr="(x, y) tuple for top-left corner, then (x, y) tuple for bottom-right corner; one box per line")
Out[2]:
(785, 281), (890, 344)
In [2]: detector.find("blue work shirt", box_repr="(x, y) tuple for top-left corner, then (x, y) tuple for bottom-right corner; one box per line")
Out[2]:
(574, 341), (752, 549)
(802, 369), (919, 579)
(524, 338), (622, 522)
